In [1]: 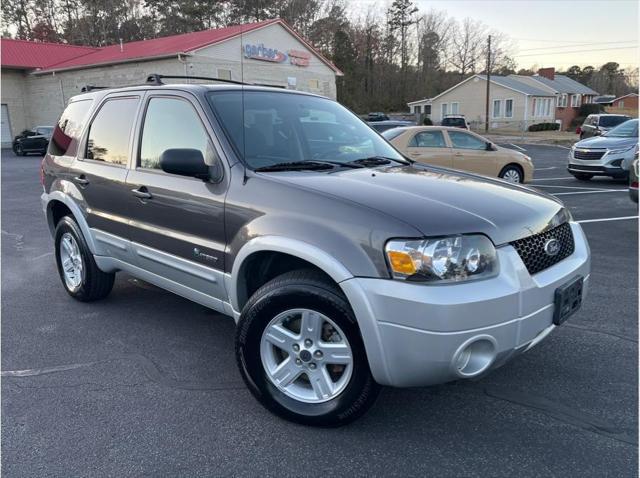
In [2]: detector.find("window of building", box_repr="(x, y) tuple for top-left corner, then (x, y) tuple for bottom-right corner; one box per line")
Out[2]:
(545, 98), (551, 116)
(217, 68), (232, 80)
(571, 94), (581, 107)
(139, 97), (214, 171)
(492, 99), (502, 118)
(558, 94), (568, 107)
(451, 102), (459, 115)
(408, 130), (446, 148)
(619, 100), (625, 108)
(308, 79), (320, 90)
(505, 99), (513, 118)
(441, 103), (448, 118)
(85, 97), (139, 165)
(49, 99), (93, 156)
(448, 131), (486, 150)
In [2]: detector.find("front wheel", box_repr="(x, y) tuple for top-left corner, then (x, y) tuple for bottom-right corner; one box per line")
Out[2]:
(15, 144), (24, 156)
(499, 164), (524, 183)
(235, 269), (380, 426)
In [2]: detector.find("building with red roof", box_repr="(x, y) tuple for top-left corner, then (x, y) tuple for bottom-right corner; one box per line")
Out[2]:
(1, 19), (342, 145)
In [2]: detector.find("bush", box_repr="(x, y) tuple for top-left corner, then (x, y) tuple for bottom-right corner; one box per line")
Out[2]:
(422, 116), (433, 125)
(528, 122), (560, 132)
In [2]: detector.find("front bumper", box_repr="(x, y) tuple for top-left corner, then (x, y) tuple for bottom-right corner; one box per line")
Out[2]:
(341, 222), (590, 387)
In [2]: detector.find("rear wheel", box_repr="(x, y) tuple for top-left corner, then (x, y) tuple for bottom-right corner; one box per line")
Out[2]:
(235, 269), (380, 426)
(572, 173), (593, 181)
(54, 216), (115, 301)
(499, 164), (524, 183)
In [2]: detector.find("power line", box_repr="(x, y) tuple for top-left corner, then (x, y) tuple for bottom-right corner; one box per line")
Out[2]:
(514, 46), (639, 57)
(513, 37), (637, 44)
(518, 40), (637, 52)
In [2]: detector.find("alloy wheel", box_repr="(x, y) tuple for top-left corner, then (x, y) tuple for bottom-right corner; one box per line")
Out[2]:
(59, 232), (84, 290)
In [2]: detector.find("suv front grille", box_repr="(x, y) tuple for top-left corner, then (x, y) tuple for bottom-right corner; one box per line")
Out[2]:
(573, 149), (605, 160)
(510, 223), (574, 275)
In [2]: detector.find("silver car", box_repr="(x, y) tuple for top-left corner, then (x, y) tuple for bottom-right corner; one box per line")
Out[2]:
(568, 119), (639, 181)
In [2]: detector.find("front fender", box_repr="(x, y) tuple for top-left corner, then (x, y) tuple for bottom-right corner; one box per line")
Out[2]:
(41, 189), (97, 254)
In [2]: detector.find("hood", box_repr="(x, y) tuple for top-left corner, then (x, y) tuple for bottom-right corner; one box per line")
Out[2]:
(576, 135), (637, 149)
(265, 165), (567, 245)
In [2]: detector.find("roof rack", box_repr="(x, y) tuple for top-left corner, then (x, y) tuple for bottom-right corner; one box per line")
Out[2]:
(80, 85), (110, 93)
(146, 74), (250, 86)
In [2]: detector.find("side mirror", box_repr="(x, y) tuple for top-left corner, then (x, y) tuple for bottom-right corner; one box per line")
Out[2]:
(160, 148), (210, 180)
(486, 142), (495, 151)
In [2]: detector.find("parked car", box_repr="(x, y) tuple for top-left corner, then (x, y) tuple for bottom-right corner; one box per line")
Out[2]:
(367, 112), (390, 122)
(568, 118), (638, 181)
(13, 126), (54, 155)
(441, 115), (469, 129)
(384, 126), (533, 183)
(629, 153), (638, 203)
(42, 79), (589, 426)
(368, 120), (414, 133)
(577, 114), (631, 139)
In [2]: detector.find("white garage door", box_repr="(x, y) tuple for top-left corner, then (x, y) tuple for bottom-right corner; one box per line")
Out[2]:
(1, 104), (13, 146)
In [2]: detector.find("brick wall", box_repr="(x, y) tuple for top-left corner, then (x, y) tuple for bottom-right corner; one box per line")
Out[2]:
(1, 69), (30, 142)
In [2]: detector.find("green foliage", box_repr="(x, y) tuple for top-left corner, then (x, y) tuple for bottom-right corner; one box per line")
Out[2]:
(578, 104), (604, 116)
(528, 123), (560, 132)
(422, 116), (433, 125)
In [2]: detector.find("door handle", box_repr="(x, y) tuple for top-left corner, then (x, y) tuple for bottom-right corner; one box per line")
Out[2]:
(454, 152), (463, 157)
(408, 151), (421, 156)
(131, 187), (152, 200)
(74, 175), (90, 186)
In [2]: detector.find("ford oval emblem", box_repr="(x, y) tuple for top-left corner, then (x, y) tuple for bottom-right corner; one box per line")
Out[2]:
(544, 238), (561, 256)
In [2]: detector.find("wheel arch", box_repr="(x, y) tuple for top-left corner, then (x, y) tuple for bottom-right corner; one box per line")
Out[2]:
(227, 236), (354, 316)
(499, 162), (525, 181)
(44, 191), (97, 254)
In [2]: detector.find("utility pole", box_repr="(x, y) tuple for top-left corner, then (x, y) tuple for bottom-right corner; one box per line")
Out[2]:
(485, 35), (491, 133)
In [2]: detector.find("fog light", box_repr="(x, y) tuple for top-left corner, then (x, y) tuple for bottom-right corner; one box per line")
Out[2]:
(452, 336), (497, 377)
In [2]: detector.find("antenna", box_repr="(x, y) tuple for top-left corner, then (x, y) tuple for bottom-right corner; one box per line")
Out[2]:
(241, 24), (248, 184)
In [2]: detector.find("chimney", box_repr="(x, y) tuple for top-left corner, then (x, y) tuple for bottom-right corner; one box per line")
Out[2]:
(538, 67), (555, 80)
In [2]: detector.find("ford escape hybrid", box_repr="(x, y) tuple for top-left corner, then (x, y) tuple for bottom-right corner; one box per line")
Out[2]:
(41, 77), (591, 426)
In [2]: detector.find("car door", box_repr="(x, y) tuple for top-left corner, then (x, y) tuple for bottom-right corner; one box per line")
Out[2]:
(447, 130), (498, 177)
(404, 129), (453, 168)
(583, 116), (597, 138)
(67, 93), (142, 263)
(125, 92), (229, 302)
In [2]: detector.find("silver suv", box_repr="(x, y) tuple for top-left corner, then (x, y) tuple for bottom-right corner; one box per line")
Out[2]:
(569, 119), (638, 180)
(41, 76), (591, 426)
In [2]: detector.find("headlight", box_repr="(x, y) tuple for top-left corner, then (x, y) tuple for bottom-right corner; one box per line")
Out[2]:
(385, 235), (498, 283)
(608, 145), (636, 155)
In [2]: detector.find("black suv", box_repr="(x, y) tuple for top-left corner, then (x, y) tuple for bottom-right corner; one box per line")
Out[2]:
(13, 126), (53, 155)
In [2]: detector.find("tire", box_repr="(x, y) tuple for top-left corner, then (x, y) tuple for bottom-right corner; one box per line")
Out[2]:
(235, 269), (380, 427)
(580, 133), (584, 140)
(499, 164), (524, 183)
(15, 144), (24, 156)
(572, 173), (593, 181)
(54, 215), (115, 301)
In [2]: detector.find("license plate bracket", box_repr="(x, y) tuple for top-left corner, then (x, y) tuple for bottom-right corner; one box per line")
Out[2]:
(553, 276), (584, 326)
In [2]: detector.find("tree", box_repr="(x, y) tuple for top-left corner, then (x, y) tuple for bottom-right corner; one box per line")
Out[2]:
(447, 18), (485, 79)
(387, 0), (418, 104)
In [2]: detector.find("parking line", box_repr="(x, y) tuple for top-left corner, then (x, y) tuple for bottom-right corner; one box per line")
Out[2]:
(535, 167), (557, 171)
(509, 144), (527, 152)
(553, 190), (628, 196)
(532, 177), (574, 181)
(577, 216), (638, 224)
(534, 184), (619, 191)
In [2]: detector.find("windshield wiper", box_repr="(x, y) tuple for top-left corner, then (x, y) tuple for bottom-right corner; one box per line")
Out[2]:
(349, 155), (412, 167)
(253, 160), (362, 172)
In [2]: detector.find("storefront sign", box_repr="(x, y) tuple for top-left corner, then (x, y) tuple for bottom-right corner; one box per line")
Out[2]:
(243, 43), (309, 67)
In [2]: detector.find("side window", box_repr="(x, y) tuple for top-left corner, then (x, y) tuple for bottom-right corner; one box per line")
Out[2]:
(49, 99), (93, 156)
(85, 97), (139, 165)
(139, 97), (214, 171)
(409, 131), (446, 148)
(448, 131), (486, 150)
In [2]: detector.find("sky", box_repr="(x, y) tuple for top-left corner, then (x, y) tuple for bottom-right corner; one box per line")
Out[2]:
(348, 0), (639, 70)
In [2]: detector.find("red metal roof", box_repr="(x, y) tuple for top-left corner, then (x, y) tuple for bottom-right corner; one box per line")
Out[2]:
(1, 38), (98, 69)
(6, 18), (341, 75)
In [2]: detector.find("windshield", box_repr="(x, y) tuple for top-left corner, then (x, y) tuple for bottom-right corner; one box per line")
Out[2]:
(600, 116), (630, 128)
(605, 118), (638, 137)
(207, 90), (405, 169)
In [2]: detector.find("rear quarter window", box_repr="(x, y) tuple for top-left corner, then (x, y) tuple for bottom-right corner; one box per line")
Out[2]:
(49, 99), (93, 156)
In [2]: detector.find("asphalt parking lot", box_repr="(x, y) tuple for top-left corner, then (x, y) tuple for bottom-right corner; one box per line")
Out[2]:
(2, 145), (638, 477)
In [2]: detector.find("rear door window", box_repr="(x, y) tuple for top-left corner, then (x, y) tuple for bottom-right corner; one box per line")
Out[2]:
(49, 99), (93, 156)
(85, 97), (139, 166)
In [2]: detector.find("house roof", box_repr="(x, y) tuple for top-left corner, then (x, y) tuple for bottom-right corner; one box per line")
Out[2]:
(0, 38), (98, 69)
(475, 75), (555, 97)
(2, 19), (342, 75)
(530, 74), (599, 95)
(594, 95), (616, 104)
(407, 98), (432, 106)
(613, 93), (639, 102)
